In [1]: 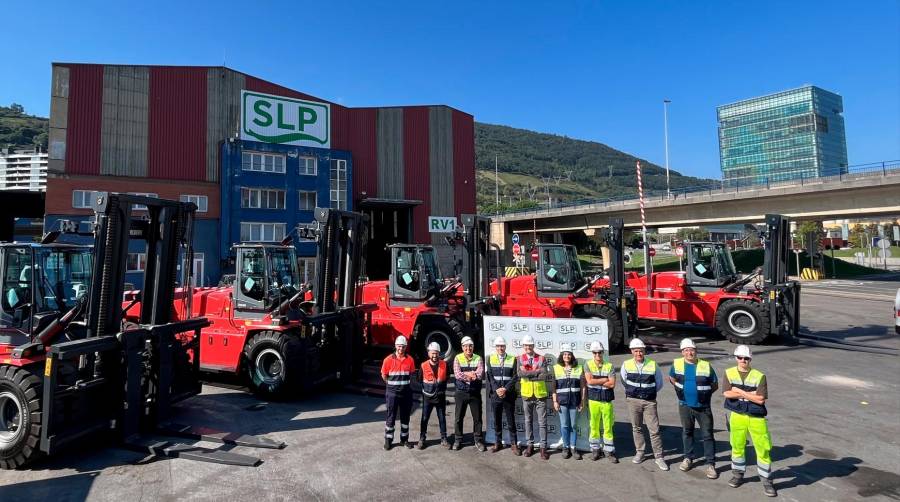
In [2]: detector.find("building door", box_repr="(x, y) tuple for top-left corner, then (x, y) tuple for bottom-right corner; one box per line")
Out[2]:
(193, 253), (205, 287)
(366, 208), (412, 280)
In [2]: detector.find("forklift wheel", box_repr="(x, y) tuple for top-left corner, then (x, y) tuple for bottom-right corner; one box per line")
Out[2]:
(244, 331), (303, 399)
(414, 319), (463, 363)
(0, 365), (43, 469)
(578, 304), (625, 351)
(716, 300), (768, 345)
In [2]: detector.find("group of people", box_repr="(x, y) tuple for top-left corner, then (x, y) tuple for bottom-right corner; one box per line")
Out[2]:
(380, 334), (776, 498)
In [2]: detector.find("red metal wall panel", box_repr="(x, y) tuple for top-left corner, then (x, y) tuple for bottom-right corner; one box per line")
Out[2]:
(330, 103), (350, 152)
(344, 108), (378, 205)
(451, 110), (476, 217)
(64, 64), (104, 175)
(148, 67), (208, 180)
(403, 107), (430, 242)
(244, 76), (331, 104)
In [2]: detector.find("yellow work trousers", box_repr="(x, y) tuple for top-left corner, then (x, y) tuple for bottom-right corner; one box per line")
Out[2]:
(729, 411), (772, 478)
(588, 400), (615, 453)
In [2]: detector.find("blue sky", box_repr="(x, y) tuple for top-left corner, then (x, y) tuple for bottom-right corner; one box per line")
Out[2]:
(3, 0), (898, 179)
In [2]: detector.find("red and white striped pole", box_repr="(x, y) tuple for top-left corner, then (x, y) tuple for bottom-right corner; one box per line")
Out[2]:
(636, 161), (653, 292)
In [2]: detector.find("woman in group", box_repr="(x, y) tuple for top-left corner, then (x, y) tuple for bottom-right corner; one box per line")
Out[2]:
(552, 349), (587, 459)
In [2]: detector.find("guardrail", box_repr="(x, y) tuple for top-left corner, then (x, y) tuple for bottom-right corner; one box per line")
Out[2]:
(492, 160), (900, 219)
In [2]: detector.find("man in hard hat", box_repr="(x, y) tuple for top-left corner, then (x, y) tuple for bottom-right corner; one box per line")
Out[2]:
(417, 342), (449, 449)
(487, 336), (520, 455)
(723, 345), (776, 497)
(518, 334), (550, 460)
(668, 338), (719, 479)
(381, 335), (416, 450)
(621, 338), (668, 471)
(453, 336), (485, 451)
(584, 341), (618, 463)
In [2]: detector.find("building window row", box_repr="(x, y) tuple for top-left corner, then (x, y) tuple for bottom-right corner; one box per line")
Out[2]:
(242, 152), (285, 173)
(299, 190), (317, 211)
(330, 159), (347, 210)
(73, 190), (208, 213)
(127, 252), (147, 273)
(299, 156), (317, 175)
(179, 194), (209, 213)
(240, 222), (286, 242)
(241, 188), (285, 209)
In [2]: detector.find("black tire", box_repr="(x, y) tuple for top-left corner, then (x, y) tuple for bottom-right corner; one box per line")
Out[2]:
(0, 365), (43, 470)
(413, 318), (463, 363)
(244, 330), (303, 399)
(716, 300), (768, 344)
(579, 304), (624, 352)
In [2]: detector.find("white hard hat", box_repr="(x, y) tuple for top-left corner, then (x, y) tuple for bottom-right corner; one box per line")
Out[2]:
(521, 335), (535, 345)
(629, 338), (646, 350)
(394, 335), (408, 346)
(589, 341), (605, 352)
(493, 336), (507, 346)
(680, 338), (696, 350)
(427, 342), (441, 353)
(461, 336), (474, 346)
(734, 345), (752, 358)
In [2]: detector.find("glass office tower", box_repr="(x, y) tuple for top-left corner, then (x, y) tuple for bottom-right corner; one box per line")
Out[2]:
(717, 85), (848, 184)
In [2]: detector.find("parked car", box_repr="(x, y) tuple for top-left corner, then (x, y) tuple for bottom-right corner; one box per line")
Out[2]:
(894, 288), (900, 335)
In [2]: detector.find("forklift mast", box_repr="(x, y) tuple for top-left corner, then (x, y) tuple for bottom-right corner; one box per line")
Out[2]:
(312, 207), (369, 313)
(599, 217), (633, 338)
(460, 214), (492, 305)
(763, 213), (792, 286)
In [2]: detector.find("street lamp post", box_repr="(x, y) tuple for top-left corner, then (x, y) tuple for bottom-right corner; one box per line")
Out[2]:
(663, 99), (671, 199)
(495, 154), (500, 206)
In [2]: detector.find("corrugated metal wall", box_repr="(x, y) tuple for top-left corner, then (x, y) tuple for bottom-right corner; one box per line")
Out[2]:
(65, 64), (104, 175)
(429, 107), (454, 244)
(48, 65), (69, 174)
(101, 66), (149, 177)
(452, 109), (476, 216)
(244, 76), (326, 103)
(206, 68), (245, 182)
(377, 108), (404, 199)
(148, 67), (208, 180)
(403, 107), (430, 242)
(342, 108), (377, 200)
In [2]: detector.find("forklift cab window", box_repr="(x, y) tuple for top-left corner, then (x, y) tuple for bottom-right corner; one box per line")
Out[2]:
(1, 248), (31, 328)
(542, 247), (571, 284)
(420, 248), (442, 291)
(395, 248), (420, 292)
(268, 247), (301, 301)
(689, 243), (737, 286)
(240, 249), (266, 302)
(691, 245), (717, 281)
(35, 247), (93, 313)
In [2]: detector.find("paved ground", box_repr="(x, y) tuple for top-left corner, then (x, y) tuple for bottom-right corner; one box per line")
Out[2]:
(1, 279), (898, 502)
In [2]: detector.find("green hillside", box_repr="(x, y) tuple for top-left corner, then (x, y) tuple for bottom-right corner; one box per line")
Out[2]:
(475, 122), (714, 212)
(0, 104), (48, 150)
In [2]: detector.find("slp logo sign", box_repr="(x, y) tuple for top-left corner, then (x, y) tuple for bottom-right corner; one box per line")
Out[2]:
(428, 216), (457, 233)
(241, 91), (330, 148)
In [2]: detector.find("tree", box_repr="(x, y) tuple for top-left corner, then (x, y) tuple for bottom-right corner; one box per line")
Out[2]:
(795, 221), (822, 249)
(9, 103), (24, 115)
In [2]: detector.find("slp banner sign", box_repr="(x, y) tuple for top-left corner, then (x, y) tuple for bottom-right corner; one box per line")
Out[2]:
(241, 90), (330, 148)
(482, 315), (609, 451)
(428, 216), (457, 233)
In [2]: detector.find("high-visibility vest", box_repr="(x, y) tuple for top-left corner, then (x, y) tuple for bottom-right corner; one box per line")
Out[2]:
(420, 360), (448, 397)
(622, 358), (658, 401)
(724, 367), (768, 417)
(382, 354), (415, 394)
(553, 364), (584, 407)
(672, 358), (714, 406)
(489, 353), (516, 390)
(454, 353), (482, 393)
(519, 353), (548, 399)
(586, 359), (615, 402)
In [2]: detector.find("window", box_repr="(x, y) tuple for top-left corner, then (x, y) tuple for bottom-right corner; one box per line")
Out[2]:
(240, 222), (286, 242)
(127, 192), (158, 211)
(299, 190), (317, 210)
(72, 190), (94, 209)
(180, 194), (208, 213)
(127, 253), (147, 273)
(298, 257), (316, 283)
(241, 188), (285, 209)
(299, 156), (317, 175)
(242, 151), (285, 173)
(330, 159), (347, 210)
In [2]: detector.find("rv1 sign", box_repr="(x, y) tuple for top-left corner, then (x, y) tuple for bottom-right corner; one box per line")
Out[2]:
(241, 90), (331, 148)
(428, 216), (457, 233)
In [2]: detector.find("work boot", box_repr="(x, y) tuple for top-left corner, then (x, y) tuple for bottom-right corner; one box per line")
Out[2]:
(680, 458), (692, 471)
(416, 438), (426, 450)
(706, 464), (718, 479)
(540, 447), (550, 460)
(383, 438), (392, 451)
(491, 443), (501, 453)
(524, 445), (534, 457)
(563, 448), (572, 459)
(656, 458), (669, 471)
(607, 452), (619, 464)
(475, 441), (487, 452)
(762, 478), (777, 497)
(401, 439), (413, 449)
(591, 449), (602, 461)
(512, 444), (522, 456)
(440, 438), (450, 449)
(728, 471), (744, 488)
(451, 439), (462, 451)
(632, 453), (644, 464)
(573, 448), (582, 460)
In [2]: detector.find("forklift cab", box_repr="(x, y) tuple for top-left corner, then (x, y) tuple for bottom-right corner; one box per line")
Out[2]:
(0, 243), (93, 337)
(535, 244), (585, 294)
(389, 244), (443, 301)
(683, 242), (738, 288)
(232, 244), (301, 318)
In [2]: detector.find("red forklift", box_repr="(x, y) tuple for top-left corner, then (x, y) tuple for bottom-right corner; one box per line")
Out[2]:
(0, 193), (280, 469)
(625, 214), (801, 344)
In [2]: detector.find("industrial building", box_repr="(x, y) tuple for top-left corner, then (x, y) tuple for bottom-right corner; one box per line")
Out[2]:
(44, 63), (476, 286)
(717, 85), (848, 184)
(0, 147), (47, 191)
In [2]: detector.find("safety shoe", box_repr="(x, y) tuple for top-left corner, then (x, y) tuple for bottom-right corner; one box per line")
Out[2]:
(451, 440), (462, 451)
(383, 439), (392, 451)
(524, 445), (534, 457)
(563, 448), (572, 459)
(440, 438), (450, 449)
(680, 458), (692, 471)
(475, 441), (487, 452)
(416, 439), (426, 450)
(728, 472), (744, 488)
(591, 449), (602, 461)
(656, 458), (669, 471)
(632, 453), (644, 464)
(512, 444), (522, 456)
(401, 439), (414, 449)
(607, 453), (619, 464)
(706, 464), (718, 479)
(540, 447), (550, 460)
(491, 443), (501, 453)
(762, 478), (777, 497)
(573, 448), (582, 460)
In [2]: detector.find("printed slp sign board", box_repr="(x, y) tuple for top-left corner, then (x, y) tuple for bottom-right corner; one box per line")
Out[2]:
(241, 90), (331, 148)
(482, 316), (609, 451)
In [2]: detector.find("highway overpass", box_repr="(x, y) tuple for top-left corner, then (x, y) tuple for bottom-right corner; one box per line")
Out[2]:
(490, 166), (900, 249)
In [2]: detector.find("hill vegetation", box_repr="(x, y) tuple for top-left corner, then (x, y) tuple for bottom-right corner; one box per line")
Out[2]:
(0, 103), (48, 151)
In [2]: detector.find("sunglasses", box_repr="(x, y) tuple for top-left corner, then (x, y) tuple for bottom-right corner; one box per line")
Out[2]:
(736, 356), (751, 361)
(592, 351), (604, 354)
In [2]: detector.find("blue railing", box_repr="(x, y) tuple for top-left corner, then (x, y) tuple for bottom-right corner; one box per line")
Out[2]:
(491, 160), (900, 218)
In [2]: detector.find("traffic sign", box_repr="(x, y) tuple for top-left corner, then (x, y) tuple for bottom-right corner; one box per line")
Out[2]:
(675, 246), (684, 257)
(876, 238), (891, 250)
(512, 243), (521, 255)
(531, 250), (539, 262)
(648, 248), (656, 257)
(879, 249), (892, 259)
(512, 233), (520, 245)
